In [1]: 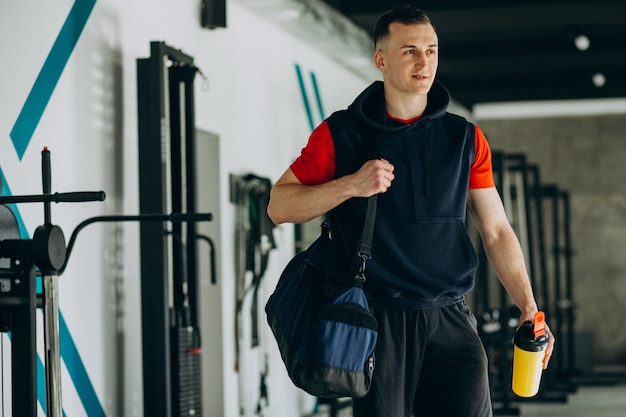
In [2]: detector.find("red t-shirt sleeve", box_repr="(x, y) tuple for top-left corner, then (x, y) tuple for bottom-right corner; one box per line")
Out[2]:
(290, 121), (336, 185)
(470, 125), (496, 189)
(291, 121), (494, 189)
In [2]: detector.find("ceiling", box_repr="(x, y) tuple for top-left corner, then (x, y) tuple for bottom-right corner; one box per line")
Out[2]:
(316, 0), (626, 109)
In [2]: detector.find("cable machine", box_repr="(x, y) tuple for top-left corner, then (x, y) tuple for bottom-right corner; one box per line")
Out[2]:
(536, 184), (578, 393)
(0, 149), (105, 417)
(137, 41), (216, 417)
(0, 149), (212, 417)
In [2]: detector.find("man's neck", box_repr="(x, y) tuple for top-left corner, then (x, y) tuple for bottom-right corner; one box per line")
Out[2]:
(384, 89), (428, 120)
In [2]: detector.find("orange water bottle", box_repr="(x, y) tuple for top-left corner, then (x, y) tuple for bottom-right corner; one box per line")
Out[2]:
(512, 311), (549, 397)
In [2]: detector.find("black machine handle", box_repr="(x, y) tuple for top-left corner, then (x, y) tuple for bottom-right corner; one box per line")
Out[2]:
(42, 148), (52, 194)
(57, 212), (213, 275)
(0, 191), (106, 205)
(197, 234), (217, 285)
(41, 147), (52, 224)
(170, 212), (213, 222)
(42, 147), (52, 224)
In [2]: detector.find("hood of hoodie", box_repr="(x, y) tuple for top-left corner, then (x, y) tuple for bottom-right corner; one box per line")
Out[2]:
(347, 80), (450, 132)
(344, 79), (451, 198)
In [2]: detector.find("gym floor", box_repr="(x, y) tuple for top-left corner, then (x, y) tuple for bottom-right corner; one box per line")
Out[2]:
(514, 383), (626, 416)
(309, 373), (626, 417)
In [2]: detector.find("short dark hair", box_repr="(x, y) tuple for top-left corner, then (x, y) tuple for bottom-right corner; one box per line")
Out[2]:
(373, 5), (434, 47)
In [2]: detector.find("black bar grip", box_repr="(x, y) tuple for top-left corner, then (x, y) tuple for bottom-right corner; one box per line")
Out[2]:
(52, 191), (106, 203)
(0, 191), (106, 205)
(170, 212), (213, 222)
(42, 147), (52, 224)
(42, 147), (51, 194)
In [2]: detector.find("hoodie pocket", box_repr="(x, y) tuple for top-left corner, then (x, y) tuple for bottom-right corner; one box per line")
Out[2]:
(370, 218), (479, 294)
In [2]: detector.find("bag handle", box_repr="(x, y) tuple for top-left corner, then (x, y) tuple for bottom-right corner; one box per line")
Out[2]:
(356, 194), (377, 285)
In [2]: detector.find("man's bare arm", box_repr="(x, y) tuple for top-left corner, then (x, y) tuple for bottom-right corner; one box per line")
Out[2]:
(267, 159), (394, 224)
(468, 187), (554, 368)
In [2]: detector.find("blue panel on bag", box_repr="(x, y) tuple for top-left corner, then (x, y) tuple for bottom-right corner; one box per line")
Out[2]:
(312, 321), (376, 370)
(329, 286), (369, 308)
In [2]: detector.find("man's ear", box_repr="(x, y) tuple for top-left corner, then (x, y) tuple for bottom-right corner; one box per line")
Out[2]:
(374, 49), (386, 72)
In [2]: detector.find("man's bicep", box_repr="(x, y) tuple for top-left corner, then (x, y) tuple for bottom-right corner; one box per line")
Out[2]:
(468, 187), (509, 235)
(274, 168), (303, 187)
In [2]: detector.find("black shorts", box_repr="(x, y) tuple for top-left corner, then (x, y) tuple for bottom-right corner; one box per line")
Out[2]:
(352, 301), (493, 417)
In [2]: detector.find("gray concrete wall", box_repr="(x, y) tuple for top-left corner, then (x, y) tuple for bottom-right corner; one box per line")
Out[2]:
(475, 114), (626, 365)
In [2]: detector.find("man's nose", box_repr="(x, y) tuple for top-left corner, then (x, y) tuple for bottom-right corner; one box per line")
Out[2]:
(414, 51), (428, 66)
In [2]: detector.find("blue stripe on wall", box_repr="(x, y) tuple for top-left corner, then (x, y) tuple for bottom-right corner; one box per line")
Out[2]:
(309, 71), (326, 120)
(295, 64), (326, 133)
(295, 64), (315, 132)
(9, 0), (97, 160)
(60, 313), (106, 417)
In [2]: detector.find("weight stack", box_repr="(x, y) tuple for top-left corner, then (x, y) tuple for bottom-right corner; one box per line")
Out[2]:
(174, 326), (203, 417)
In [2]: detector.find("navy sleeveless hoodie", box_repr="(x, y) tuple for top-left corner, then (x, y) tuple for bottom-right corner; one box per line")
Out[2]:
(326, 80), (479, 309)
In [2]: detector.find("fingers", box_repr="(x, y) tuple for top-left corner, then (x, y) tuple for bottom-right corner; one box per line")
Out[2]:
(352, 159), (395, 196)
(542, 322), (555, 369)
(369, 159), (395, 192)
(369, 158), (394, 174)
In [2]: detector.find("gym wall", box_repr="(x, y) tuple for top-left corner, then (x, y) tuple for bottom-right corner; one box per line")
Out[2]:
(0, 1), (371, 416)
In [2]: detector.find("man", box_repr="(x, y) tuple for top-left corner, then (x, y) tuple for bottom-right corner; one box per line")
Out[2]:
(267, 5), (554, 417)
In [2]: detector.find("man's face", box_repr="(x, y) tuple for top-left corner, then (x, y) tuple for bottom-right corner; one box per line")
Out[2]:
(374, 22), (439, 98)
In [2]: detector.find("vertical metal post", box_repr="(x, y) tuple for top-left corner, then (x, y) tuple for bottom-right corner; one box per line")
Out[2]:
(560, 191), (577, 376)
(529, 166), (550, 314)
(43, 274), (62, 417)
(138, 41), (173, 417)
(40, 146), (63, 417)
(548, 185), (565, 377)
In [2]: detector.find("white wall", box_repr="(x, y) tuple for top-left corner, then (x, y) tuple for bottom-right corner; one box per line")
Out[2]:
(0, 1), (371, 416)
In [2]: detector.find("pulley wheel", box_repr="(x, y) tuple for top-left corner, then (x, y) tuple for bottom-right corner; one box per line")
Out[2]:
(0, 204), (20, 241)
(0, 204), (20, 268)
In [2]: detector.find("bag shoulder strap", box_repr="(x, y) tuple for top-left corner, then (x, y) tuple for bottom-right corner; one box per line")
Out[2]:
(355, 194), (377, 285)
(358, 194), (377, 259)
(322, 194), (377, 285)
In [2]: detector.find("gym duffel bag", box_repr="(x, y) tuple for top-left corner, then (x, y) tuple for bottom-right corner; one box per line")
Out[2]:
(265, 222), (378, 398)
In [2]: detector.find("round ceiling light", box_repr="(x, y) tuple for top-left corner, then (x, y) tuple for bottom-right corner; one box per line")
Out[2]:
(574, 34), (590, 51)
(592, 72), (606, 88)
